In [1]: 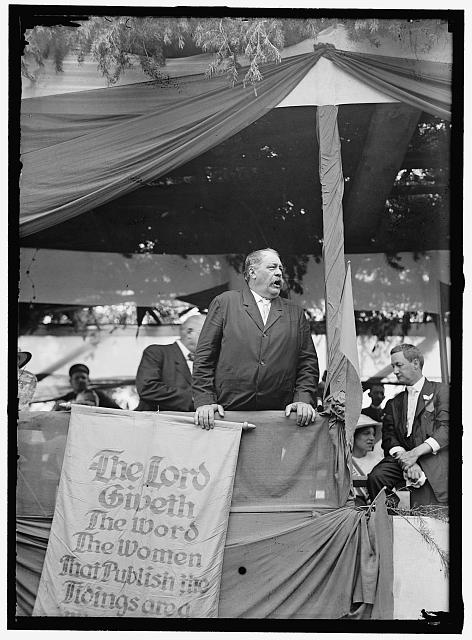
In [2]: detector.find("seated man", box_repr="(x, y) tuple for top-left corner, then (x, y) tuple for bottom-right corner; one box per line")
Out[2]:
(52, 363), (121, 411)
(361, 382), (385, 422)
(135, 314), (206, 412)
(367, 344), (449, 506)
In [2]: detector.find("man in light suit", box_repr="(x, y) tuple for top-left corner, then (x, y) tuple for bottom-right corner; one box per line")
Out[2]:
(367, 344), (449, 505)
(192, 248), (319, 429)
(135, 314), (206, 412)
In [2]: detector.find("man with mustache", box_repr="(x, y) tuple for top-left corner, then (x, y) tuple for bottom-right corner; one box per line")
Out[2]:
(192, 248), (319, 429)
(367, 344), (449, 506)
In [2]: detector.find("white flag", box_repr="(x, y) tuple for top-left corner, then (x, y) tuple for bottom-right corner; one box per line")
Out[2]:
(33, 405), (243, 618)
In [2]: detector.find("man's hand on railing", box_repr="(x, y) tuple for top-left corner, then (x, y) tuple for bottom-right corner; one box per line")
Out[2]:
(285, 402), (316, 427)
(194, 404), (225, 430)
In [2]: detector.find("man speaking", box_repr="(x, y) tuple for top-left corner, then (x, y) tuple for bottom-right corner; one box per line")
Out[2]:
(192, 248), (319, 429)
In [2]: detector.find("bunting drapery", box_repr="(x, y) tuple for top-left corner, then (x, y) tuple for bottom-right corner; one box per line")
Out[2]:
(323, 47), (451, 120)
(20, 52), (324, 236)
(340, 263), (364, 445)
(317, 105), (362, 452)
(16, 410), (393, 619)
(16, 43), (452, 619)
(19, 46), (451, 237)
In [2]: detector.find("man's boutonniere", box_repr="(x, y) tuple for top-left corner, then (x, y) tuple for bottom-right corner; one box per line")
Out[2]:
(423, 393), (434, 412)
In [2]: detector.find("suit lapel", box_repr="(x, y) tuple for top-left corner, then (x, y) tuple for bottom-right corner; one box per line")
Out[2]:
(264, 295), (284, 332)
(242, 286), (264, 332)
(415, 378), (433, 421)
(396, 391), (408, 436)
(171, 342), (191, 384)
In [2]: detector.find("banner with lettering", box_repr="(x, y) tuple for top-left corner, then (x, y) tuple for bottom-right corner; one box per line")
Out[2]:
(33, 405), (243, 618)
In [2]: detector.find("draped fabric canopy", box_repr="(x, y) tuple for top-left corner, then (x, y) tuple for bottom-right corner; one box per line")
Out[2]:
(20, 46), (451, 238)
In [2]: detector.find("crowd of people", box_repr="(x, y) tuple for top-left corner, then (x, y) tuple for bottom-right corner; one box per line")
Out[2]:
(18, 247), (449, 508)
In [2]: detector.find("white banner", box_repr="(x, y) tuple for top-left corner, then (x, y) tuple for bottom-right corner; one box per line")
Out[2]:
(33, 405), (243, 618)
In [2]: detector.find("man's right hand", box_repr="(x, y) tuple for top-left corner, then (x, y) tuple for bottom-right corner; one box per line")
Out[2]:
(194, 404), (225, 430)
(404, 463), (423, 482)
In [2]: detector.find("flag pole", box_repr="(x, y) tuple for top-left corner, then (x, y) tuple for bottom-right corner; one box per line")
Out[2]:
(436, 280), (450, 384)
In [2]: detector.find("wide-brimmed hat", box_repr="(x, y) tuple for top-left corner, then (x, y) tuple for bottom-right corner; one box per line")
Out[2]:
(354, 413), (382, 444)
(18, 351), (32, 368)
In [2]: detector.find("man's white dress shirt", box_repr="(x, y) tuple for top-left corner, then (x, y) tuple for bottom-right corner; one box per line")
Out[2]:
(176, 340), (194, 373)
(406, 376), (425, 437)
(250, 289), (272, 325)
(389, 375), (440, 457)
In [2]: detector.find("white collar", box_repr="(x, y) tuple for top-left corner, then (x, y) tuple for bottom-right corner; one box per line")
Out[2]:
(176, 340), (191, 359)
(250, 288), (271, 304)
(407, 376), (425, 394)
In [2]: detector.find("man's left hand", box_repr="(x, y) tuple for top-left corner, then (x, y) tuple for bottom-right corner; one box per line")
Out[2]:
(396, 449), (419, 470)
(285, 402), (316, 427)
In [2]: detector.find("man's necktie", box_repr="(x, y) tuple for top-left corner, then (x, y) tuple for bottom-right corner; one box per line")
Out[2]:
(260, 298), (271, 324)
(406, 387), (419, 437)
(186, 351), (194, 373)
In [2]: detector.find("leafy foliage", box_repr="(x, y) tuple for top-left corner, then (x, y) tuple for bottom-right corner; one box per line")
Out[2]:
(23, 17), (190, 85)
(22, 16), (449, 86)
(387, 506), (449, 577)
(345, 18), (447, 53)
(22, 25), (75, 82)
(195, 17), (285, 90)
(19, 301), (438, 338)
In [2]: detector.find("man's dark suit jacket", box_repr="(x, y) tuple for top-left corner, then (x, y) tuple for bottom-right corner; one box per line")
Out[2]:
(382, 379), (449, 502)
(192, 286), (319, 411)
(361, 405), (384, 422)
(135, 342), (193, 412)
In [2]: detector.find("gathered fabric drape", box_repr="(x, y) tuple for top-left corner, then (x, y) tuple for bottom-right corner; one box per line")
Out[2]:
(20, 52), (324, 236)
(220, 497), (393, 619)
(19, 47), (451, 237)
(17, 410), (393, 619)
(324, 48), (451, 120)
(17, 500), (393, 619)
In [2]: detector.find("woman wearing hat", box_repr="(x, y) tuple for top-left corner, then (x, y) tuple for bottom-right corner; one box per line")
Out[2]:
(351, 414), (383, 506)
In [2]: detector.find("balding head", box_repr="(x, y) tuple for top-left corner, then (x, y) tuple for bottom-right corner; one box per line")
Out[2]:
(180, 314), (206, 353)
